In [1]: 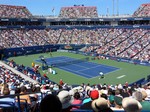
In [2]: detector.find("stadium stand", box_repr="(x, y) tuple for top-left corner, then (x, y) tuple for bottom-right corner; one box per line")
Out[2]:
(0, 5), (32, 18)
(0, 2), (150, 112)
(133, 3), (150, 17)
(0, 28), (149, 62)
(59, 6), (98, 18)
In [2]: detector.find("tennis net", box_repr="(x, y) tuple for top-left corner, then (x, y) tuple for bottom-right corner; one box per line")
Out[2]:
(51, 57), (89, 67)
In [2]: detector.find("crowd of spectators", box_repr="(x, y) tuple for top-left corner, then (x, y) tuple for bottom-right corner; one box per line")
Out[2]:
(47, 29), (62, 44)
(77, 28), (150, 62)
(0, 5), (32, 18)
(36, 82), (150, 112)
(118, 30), (149, 60)
(0, 29), (58, 48)
(0, 60), (40, 86)
(0, 30), (24, 48)
(59, 6), (98, 18)
(0, 28), (149, 62)
(133, 3), (150, 17)
(133, 43), (150, 62)
(101, 29), (149, 59)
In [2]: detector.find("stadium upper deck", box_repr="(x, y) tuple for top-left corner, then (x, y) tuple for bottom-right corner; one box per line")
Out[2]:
(133, 3), (150, 17)
(0, 3), (149, 29)
(59, 6), (98, 18)
(0, 3), (150, 19)
(0, 4), (32, 18)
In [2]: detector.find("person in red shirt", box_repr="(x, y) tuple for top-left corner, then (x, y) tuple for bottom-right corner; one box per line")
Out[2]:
(43, 74), (48, 78)
(59, 79), (64, 86)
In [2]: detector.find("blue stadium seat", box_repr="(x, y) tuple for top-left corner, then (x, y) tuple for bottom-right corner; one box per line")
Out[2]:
(112, 110), (147, 112)
(71, 109), (93, 112)
(0, 101), (16, 112)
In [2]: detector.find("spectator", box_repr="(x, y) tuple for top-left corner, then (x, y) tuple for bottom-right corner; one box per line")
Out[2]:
(59, 79), (64, 86)
(122, 97), (142, 112)
(58, 90), (73, 112)
(71, 92), (82, 110)
(100, 93), (108, 100)
(91, 97), (113, 112)
(40, 94), (62, 112)
(16, 86), (31, 111)
(0, 83), (9, 95)
(111, 96), (124, 111)
(80, 89), (99, 110)
(132, 91), (150, 111)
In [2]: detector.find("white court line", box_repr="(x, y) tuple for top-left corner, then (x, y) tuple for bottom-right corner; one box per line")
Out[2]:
(59, 66), (92, 79)
(90, 68), (122, 79)
(117, 75), (126, 79)
(66, 63), (88, 69)
(77, 65), (103, 72)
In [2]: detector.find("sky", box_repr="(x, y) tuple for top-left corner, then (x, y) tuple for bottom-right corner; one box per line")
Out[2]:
(0, 0), (149, 16)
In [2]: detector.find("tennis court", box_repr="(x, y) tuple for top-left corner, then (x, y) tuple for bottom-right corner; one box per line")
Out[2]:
(36, 56), (119, 78)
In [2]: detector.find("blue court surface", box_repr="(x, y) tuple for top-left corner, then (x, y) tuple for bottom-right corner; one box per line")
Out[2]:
(36, 56), (119, 78)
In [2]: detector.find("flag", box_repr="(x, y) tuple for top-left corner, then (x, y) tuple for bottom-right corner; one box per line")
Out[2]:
(52, 7), (55, 12)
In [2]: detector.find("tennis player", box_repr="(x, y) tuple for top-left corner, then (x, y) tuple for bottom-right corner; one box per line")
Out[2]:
(50, 48), (53, 57)
(99, 72), (104, 79)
